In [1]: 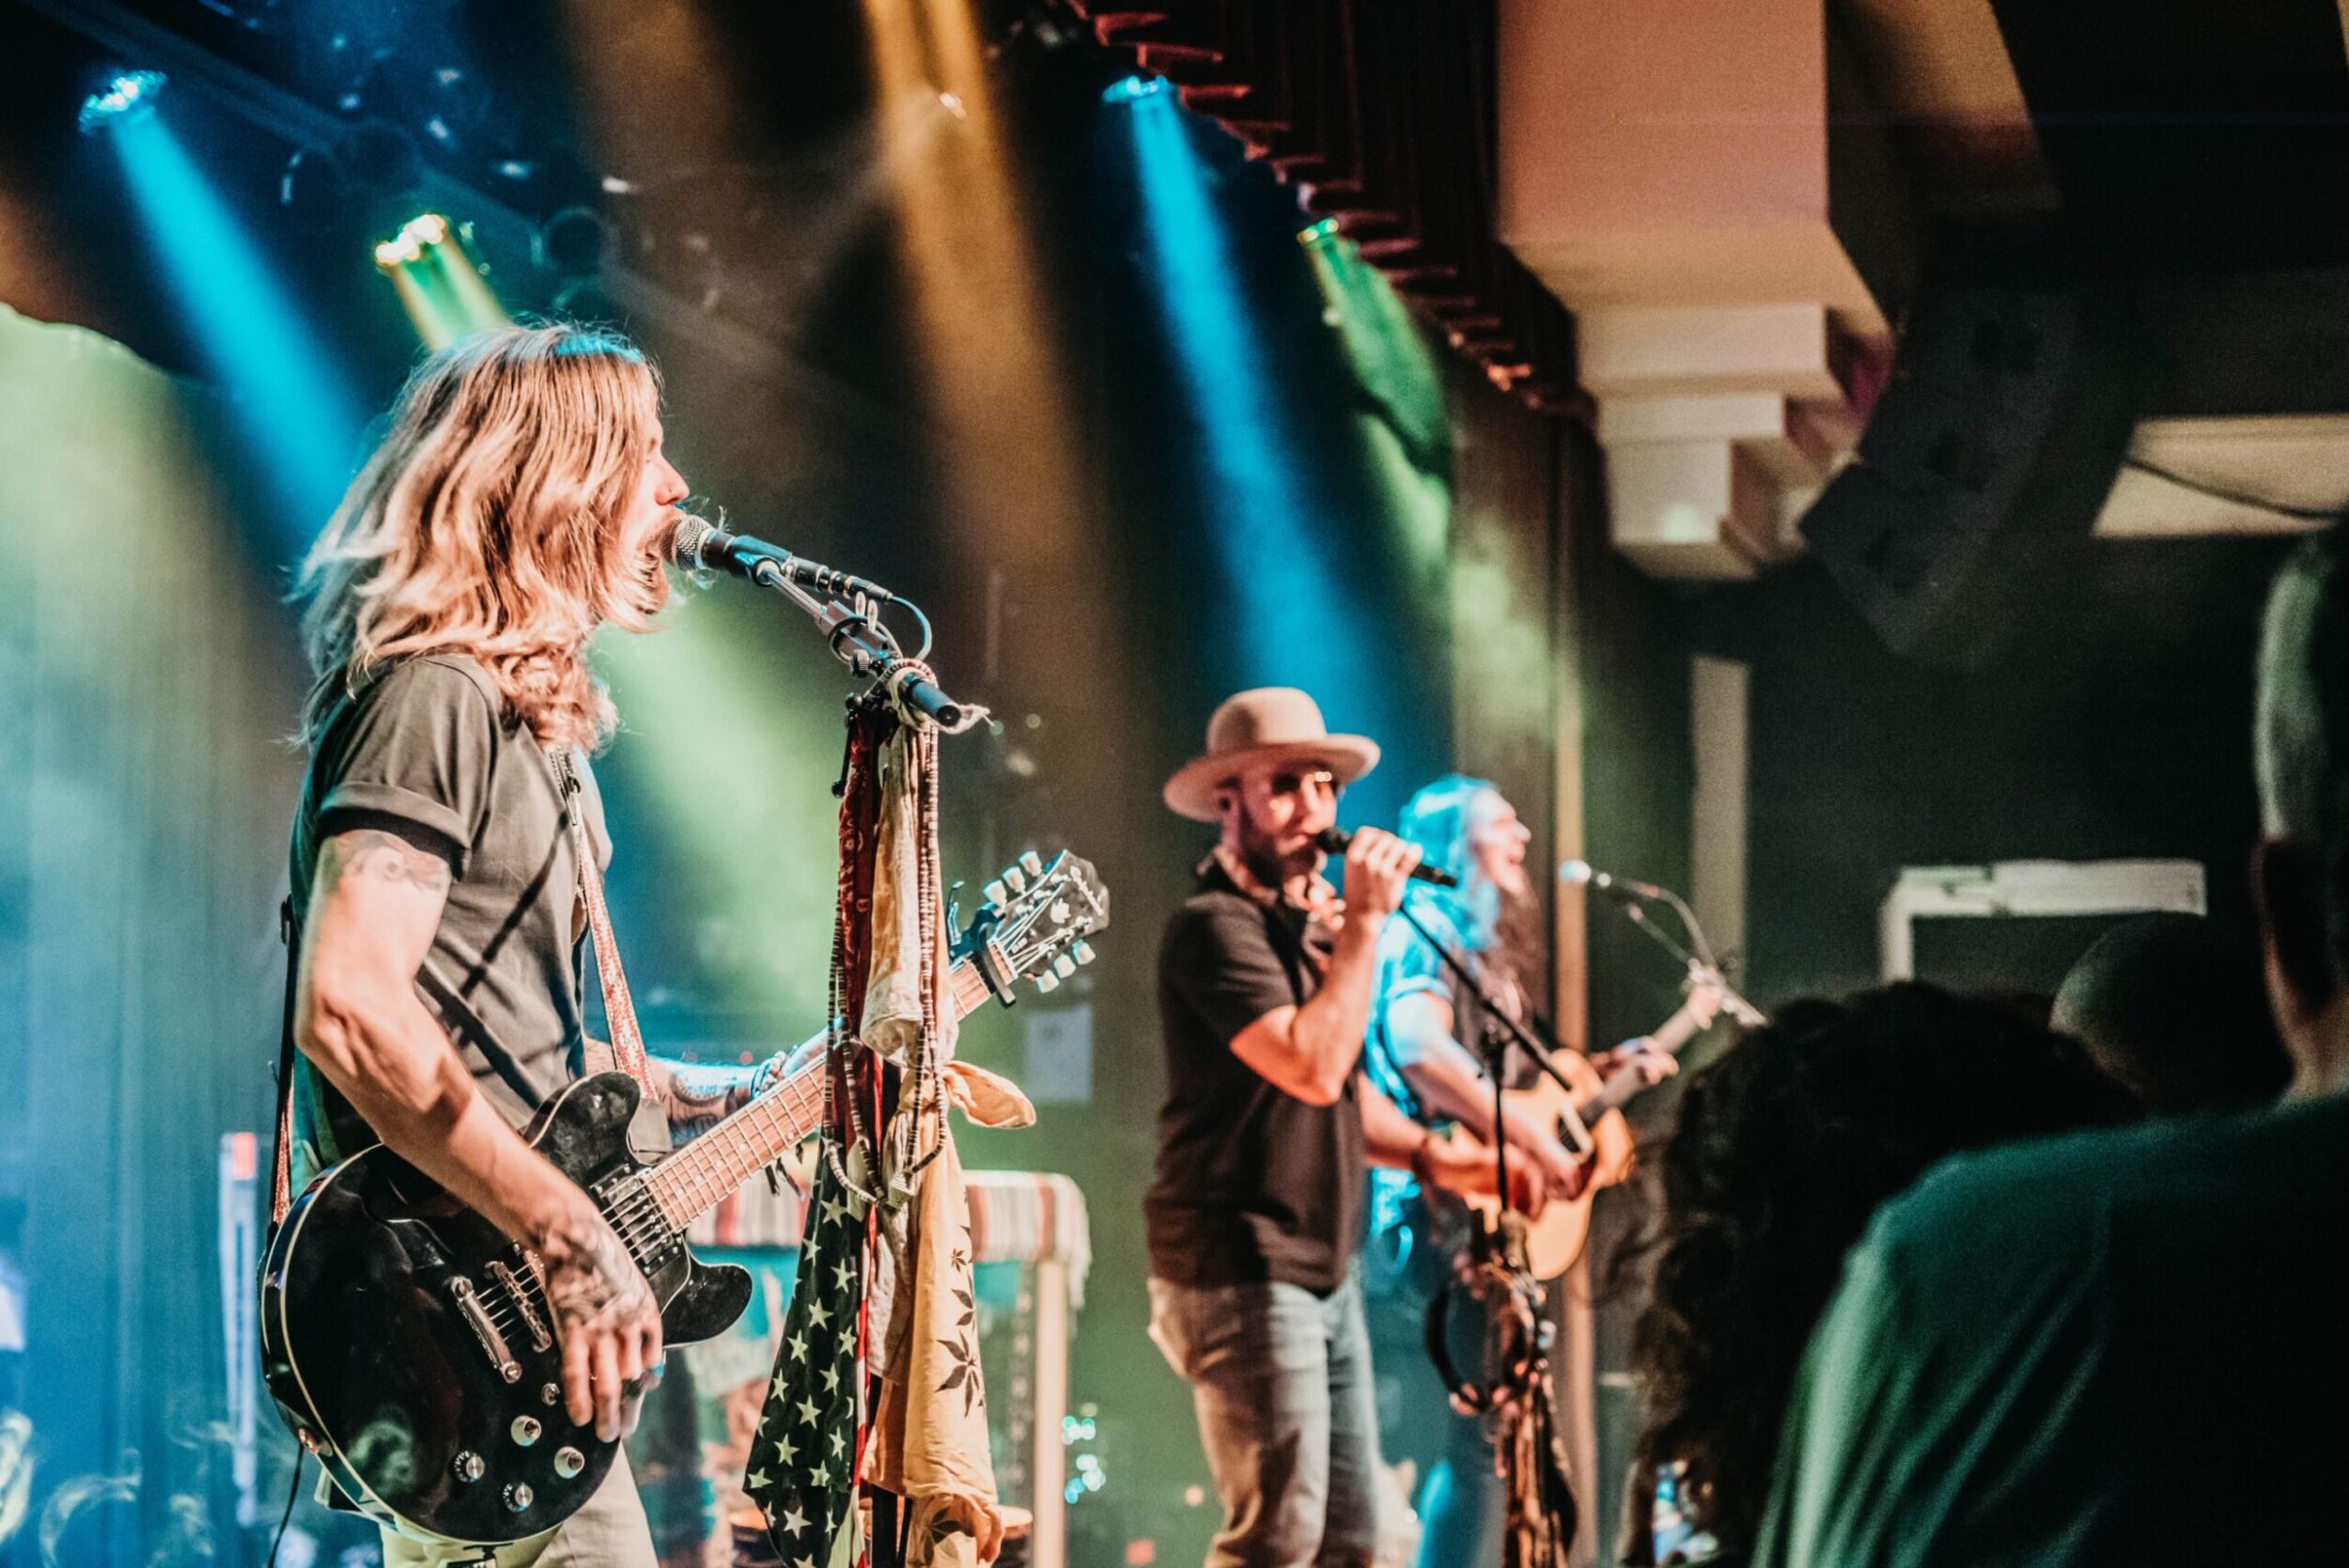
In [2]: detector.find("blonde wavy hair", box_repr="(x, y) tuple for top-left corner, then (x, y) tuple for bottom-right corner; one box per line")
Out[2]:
(297, 323), (668, 753)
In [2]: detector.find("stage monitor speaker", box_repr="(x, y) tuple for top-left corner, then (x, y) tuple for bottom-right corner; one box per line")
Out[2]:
(1799, 280), (2139, 670)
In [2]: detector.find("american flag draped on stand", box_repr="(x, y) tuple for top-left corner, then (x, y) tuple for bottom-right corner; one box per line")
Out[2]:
(746, 1148), (869, 1568)
(746, 699), (892, 1568)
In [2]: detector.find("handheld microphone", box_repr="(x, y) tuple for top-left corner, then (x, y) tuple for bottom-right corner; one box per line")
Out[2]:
(1559, 860), (1668, 901)
(1315, 828), (1460, 888)
(669, 515), (897, 603)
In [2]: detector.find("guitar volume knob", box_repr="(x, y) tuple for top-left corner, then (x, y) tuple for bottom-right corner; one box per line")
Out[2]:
(505, 1483), (534, 1513)
(553, 1446), (585, 1480)
(451, 1451), (485, 1483)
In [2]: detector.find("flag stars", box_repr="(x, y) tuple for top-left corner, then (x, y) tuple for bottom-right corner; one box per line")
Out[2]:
(797, 1396), (821, 1427)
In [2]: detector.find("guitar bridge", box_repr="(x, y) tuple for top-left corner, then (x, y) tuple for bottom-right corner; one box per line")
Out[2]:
(448, 1275), (522, 1383)
(488, 1260), (552, 1352)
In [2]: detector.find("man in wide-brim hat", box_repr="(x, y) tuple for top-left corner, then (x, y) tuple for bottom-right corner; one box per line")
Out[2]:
(1143, 688), (1528, 1568)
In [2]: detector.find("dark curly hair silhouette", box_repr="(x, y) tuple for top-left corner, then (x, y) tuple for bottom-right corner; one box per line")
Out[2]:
(1626, 983), (2138, 1560)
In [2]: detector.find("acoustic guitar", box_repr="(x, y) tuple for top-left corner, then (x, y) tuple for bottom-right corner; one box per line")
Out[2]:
(261, 849), (1107, 1547)
(1459, 979), (1723, 1278)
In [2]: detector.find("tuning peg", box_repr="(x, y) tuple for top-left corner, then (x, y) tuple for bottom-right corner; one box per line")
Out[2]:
(1019, 849), (1044, 877)
(1034, 970), (1061, 994)
(1003, 866), (1028, 895)
(1052, 954), (1076, 979)
(1072, 940), (1096, 966)
(985, 879), (1007, 907)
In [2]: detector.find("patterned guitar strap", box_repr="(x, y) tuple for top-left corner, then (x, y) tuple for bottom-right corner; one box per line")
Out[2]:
(552, 748), (654, 1092)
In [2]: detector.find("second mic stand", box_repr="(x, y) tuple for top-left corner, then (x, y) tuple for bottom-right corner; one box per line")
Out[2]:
(1393, 894), (1582, 1565)
(1392, 896), (1598, 1183)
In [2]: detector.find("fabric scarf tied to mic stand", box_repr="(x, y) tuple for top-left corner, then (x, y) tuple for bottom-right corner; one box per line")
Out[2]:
(750, 690), (1029, 1568)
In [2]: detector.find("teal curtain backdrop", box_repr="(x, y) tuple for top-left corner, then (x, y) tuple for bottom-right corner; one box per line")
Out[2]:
(0, 303), (309, 1566)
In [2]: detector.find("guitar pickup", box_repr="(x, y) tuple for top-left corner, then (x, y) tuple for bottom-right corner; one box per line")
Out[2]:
(448, 1275), (522, 1384)
(488, 1260), (552, 1352)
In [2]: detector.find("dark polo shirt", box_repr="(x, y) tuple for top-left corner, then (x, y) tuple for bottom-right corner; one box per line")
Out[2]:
(1145, 857), (1364, 1293)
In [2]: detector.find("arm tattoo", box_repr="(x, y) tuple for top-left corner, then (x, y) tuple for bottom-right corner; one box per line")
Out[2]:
(323, 828), (455, 895)
(649, 1057), (756, 1141)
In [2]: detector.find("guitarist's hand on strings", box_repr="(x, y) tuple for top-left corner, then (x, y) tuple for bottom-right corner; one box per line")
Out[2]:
(537, 1198), (664, 1441)
(1497, 1107), (1593, 1207)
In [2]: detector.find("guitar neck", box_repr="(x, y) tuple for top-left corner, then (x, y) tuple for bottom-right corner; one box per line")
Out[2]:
(637, 956), (992, 1229)
(1577, 997), (1712, 1123)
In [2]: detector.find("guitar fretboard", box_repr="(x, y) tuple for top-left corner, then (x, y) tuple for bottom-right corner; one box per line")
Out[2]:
(639, 956), (992, 1228)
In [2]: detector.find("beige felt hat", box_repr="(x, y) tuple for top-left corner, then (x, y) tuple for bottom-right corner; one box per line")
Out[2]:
(1162, 688), (1381, 822)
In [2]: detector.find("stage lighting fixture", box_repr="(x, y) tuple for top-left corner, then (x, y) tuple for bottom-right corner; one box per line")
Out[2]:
(78, 71), (166, 136)
(373, 211), (451, 271)
(535, 204), (612, 279)
(1101, 73), (1170, 106)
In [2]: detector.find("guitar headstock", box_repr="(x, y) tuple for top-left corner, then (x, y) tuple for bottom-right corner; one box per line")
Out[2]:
(955, 848), (1111, 1000)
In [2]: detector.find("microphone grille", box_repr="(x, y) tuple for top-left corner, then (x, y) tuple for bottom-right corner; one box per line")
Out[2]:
(1558, 859), (1595, 887)
(667, 513), (718, 569)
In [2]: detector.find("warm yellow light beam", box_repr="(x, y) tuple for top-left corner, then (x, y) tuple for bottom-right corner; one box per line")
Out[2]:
(862, 0), (1137, 785)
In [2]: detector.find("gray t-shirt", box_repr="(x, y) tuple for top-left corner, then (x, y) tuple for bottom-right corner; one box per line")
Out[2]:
(288, 652), (629, 1180)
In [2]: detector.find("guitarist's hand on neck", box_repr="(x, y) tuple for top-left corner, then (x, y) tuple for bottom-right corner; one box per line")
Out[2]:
(534, 1198), (663, 1440)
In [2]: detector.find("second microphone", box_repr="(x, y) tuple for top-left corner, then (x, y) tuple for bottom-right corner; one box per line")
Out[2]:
(1315, 827), (1459, 888)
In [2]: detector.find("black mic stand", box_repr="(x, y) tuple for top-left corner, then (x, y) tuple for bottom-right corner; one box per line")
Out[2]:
(1392, 896), (1598, 1160)
(1392, 893), (1582, 1565)
(749, 564), (984, 734)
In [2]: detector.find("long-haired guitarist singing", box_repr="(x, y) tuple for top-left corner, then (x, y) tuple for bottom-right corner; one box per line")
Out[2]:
(1361, 775), (1699, 1568)
(287, 323), (770, 1567)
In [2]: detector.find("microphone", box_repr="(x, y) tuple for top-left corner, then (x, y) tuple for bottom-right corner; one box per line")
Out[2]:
(1559, 860), (1668, 901)
(1314, 828), (1460, 888)
(669, 515), (897, 603)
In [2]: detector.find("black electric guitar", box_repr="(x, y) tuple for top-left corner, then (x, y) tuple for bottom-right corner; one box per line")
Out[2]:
(260, 849), (1108, 1548)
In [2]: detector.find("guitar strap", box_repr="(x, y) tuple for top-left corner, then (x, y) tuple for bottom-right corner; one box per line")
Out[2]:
(266, 749), (654, 1233)
(551, 748), (654, 1091)
(272, 896), (299, 1229)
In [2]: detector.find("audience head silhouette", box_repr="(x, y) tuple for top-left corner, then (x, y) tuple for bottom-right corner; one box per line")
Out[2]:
(2053, 912), (2288, 1114)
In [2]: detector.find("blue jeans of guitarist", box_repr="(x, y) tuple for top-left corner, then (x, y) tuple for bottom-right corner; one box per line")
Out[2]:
(1149, 1271), (1383, 1568)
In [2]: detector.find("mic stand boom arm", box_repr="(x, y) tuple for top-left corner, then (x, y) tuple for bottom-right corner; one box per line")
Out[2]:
(746, 561), (982, 733)
(1391, 897), (1597, 1165)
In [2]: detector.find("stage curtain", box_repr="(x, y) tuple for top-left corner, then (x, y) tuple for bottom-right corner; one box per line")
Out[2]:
(0, 303), (309, 1566)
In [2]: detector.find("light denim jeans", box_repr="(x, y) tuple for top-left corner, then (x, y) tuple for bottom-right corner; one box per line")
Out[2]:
(1149, 1271), (1384, 1568)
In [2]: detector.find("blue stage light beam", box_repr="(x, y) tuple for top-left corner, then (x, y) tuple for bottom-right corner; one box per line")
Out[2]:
(101, 105), (364, 545)
(1122, 91), (1396, 745)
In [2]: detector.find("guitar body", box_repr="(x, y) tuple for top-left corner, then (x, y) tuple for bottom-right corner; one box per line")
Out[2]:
(260, 1073), (753, 1546)
(257, 847), (1112, 1549)
(1460, 1060), (1636, 1280)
